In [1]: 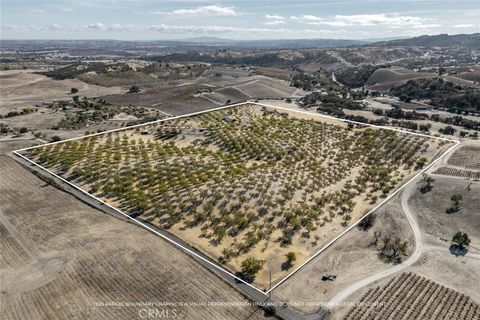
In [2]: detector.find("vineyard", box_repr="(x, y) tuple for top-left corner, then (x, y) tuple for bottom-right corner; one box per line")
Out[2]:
(21, 103), (446, 288)
(344, 272), (480, 320)
(433, 144), (480, 180)
(433, 167), (480, 180)
(447, 145), (480, 170)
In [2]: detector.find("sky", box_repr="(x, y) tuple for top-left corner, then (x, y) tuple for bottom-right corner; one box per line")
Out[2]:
(1, 0), (479, 40)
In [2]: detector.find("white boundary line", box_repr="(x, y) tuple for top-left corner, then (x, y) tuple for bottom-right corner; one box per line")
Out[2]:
(14, 101), (457, 153)
(265, 140), (460, 293)
(12, 101), (460, 295)
(14, 101), (251, 152)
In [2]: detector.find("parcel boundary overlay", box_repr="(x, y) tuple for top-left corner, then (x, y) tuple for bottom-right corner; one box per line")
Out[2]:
(12, 101), (460, 297)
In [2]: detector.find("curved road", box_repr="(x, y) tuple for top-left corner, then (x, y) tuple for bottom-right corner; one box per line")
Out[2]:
(328, 177), (423, 306)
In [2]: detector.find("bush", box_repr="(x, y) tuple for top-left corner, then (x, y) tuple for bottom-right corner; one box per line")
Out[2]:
(358, 213), (376, 231)
(51, 135), (62, 142)
(128, 85), (140, 93)
(439, 125), (456, 135)
(70, 87), (79, 94)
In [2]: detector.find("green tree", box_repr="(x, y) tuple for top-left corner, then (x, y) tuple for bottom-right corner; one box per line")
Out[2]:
(19, 127), (28, 134)
(420, 173), (435, 193)
(240, 257), (264, 283)
(129, 85), (140, 93)
(283, 251), (296, 270)
(70, 87), (79, 94)
(358, 213), (376, 231)
(451, 232), (470, 250)
(415, 157), (428, 169)
(449, 194), (463, 212)
(380, 235), (409, 263)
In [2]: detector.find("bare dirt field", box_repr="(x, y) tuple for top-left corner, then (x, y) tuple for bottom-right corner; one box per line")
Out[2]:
(271, 191), (414, 315)
(456, 70), (480, 83)
(0, 139), (40, 154)
(0, 70), (123, 111)
(340, 272), (479, 320)
(21, 103), (448, 289)
(255, 67), (296, 81)
(441, 75), (480, 89)
(101, 76), (299, 116)
(0, 155), (268, 320)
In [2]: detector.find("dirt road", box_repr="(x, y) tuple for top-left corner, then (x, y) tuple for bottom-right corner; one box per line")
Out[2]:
(327, 177), (423, 306)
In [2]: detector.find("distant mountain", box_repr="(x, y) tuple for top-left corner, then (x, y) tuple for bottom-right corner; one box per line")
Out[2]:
(177, 37), (369, 48)
(372, 33), (480, 48)
(181, 36), (233, 43)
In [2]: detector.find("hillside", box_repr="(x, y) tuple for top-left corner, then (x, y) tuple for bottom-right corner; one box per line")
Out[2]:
(373, 33), (480, 48)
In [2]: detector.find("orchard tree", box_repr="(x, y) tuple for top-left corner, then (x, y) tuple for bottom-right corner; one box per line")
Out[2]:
(283, 251), (296, 270)
(239, 257), (264, 283)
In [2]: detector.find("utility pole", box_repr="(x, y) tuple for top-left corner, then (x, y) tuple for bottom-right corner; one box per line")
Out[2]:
(269, 269), (272, 297)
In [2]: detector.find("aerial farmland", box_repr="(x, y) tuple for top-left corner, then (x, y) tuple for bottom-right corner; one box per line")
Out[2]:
(21, 103), (450, 289)
(1, 7), (480, 318)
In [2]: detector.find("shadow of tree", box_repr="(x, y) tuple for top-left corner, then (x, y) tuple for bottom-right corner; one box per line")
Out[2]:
(446, 206), (460, 214)
(449, 245), (468, 256)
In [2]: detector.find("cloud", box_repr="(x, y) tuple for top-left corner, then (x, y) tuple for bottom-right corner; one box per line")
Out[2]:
(87, 22), (107, 30)
(152, 5), (238, 16)
(304, 14), (435, 28)
(29, 9), (47, 14)
(265, 14), (285, 20)
(149, 24), (287, 34)
(263, 20), (286, 26)
(47, 24), (65, 30)
(290, 15), (323, 22)
(60, 8), (75, 12)
(453, 24), (475, 28)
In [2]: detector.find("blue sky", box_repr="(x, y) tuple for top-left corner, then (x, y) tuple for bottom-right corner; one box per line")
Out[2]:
(1, 0), (479, 40)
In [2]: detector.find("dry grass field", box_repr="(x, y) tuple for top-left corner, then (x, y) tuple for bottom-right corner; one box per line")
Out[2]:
(0, 70), (123, 111)
(21, 103), (448, 289)
(342, 272), (480, 320)
(0, 155), (268, 320)
(366, 67), (434, 91)
(410, 176), (480, 251)
(101, 76), (298, 116)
